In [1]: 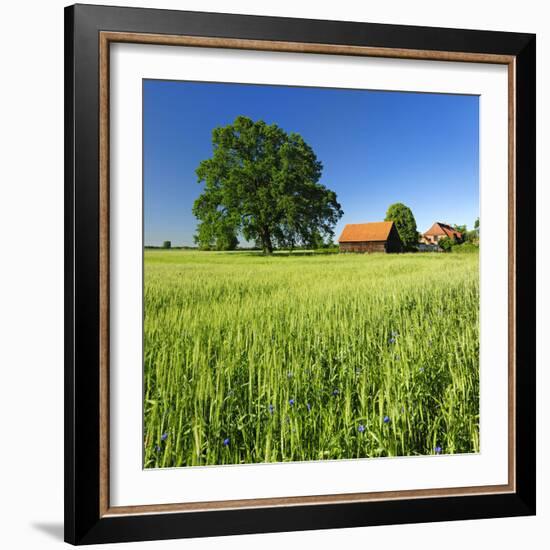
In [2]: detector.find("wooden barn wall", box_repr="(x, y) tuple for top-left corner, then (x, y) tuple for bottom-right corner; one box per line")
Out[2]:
(339, 241), (387, 253)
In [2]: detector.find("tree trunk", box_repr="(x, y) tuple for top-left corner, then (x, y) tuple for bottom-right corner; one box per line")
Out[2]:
(261, 227), (273, 254)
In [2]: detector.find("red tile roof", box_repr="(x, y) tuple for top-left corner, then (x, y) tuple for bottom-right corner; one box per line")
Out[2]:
(423, 222), (462, 240)
(338, 221), (395, 242)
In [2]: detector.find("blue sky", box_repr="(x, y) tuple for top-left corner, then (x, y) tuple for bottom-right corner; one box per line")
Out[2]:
(143, 80), (479, 246)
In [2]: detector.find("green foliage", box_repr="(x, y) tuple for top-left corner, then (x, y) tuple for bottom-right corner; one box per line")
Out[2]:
(193, 116), (343, 254)
(217, 232), (239, 251)
(453, 224), (467, 236)
(194, 221), (238, 250)
(144, 251), (479, 467)
(384, 203), (418, 250)
(162, 241), (171, 249)
(464, 229), (478, 243)
(439, 220), (481, 250)
(466, 218), (480, 243)
(438, 236), (454, 252)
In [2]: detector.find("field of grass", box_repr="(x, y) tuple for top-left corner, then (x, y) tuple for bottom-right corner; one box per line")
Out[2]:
(144, 250), (479, 468)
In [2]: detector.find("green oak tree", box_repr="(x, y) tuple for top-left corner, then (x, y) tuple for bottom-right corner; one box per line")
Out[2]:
(384, 202), (418, 250)
(192, 116), (343, 254)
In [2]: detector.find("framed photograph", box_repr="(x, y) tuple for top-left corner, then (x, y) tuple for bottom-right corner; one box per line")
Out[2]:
(64, 4), (536, 545)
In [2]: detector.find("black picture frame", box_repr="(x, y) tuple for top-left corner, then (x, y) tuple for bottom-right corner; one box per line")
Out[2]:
(65, 3), (536, 545)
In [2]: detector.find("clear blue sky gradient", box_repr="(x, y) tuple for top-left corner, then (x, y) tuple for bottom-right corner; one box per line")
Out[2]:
(143, 79), (479, 246)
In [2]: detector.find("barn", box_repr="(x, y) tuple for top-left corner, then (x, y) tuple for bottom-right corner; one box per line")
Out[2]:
(338, 221), (403, 253)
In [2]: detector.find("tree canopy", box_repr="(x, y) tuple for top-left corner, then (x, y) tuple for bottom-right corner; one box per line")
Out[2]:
(384, 202), (418, 250)
(453, 224), (467, 236)
(193, 116), (343, 253)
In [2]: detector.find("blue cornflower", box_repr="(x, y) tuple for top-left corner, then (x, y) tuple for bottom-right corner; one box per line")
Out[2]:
(358, 425), (365, 433)
(289, 398), (295, 406)
(383, 416), (390, 424)
(161, 433), (168, 441)
(306, 403), (311, 412)
(389, 337), (396, 344)
(268, 404), (275, 414)
(434, 445), (442, 454)
(419, 367), (425, 373)
(154, 445), (161, 452)
(332, 389), (339, 396)
(223, 438), (230, 446)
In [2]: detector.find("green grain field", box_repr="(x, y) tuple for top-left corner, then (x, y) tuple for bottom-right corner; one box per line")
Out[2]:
(144, 250), (479, 468)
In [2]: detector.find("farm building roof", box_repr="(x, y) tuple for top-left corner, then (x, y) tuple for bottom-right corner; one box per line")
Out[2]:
(338, 221), (395, 242)
(423, 222), (462, 240)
